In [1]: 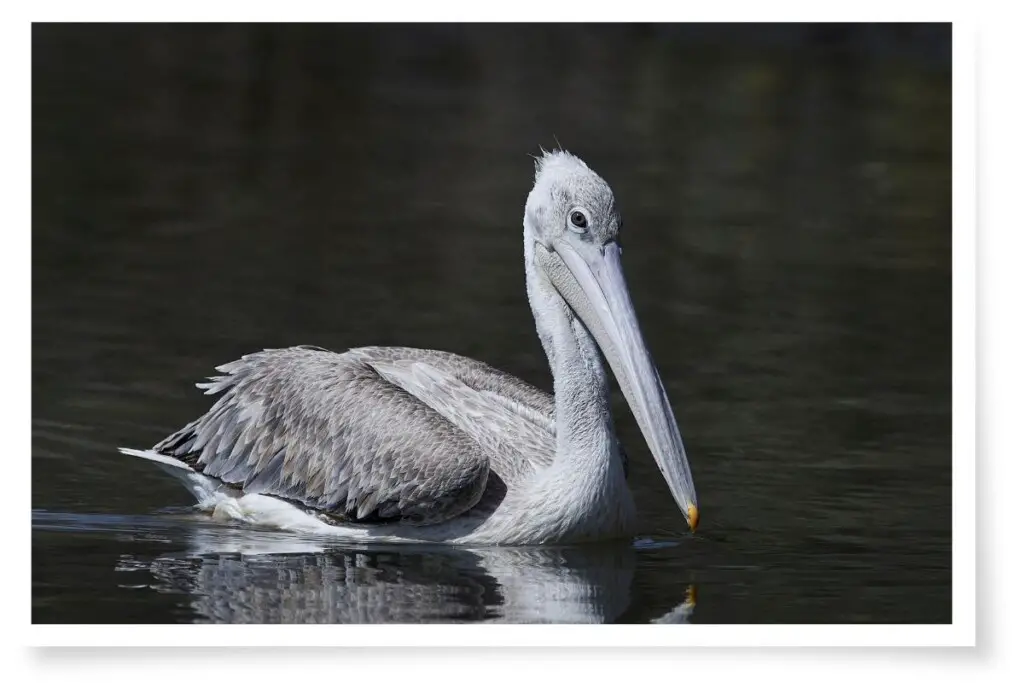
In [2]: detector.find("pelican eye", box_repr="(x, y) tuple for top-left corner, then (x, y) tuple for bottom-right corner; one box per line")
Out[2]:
(568, 209), (589, 233)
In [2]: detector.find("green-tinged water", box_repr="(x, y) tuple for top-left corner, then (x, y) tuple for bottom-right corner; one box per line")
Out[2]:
(32, 24), (951, 623)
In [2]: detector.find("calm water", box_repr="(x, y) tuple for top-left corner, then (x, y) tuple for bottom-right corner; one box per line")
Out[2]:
(32, 24), (952, 624)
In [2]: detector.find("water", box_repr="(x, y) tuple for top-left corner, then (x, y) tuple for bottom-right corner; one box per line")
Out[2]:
(32, 24), (952, 624)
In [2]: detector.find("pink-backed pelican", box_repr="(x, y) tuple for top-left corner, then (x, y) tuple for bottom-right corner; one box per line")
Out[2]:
(121, 150), (699, 545)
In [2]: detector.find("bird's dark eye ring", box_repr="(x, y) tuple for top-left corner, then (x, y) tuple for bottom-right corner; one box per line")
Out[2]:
(569, 211), (588, 229)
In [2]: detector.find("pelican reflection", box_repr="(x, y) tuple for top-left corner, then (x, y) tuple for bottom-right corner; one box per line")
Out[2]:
(117, 524), (696, 624)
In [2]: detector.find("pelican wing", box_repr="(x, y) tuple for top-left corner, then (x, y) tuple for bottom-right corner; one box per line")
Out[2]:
(351, 347), (556, 479)
(350, 347), (627, 479)
(153, 346), (491, 526)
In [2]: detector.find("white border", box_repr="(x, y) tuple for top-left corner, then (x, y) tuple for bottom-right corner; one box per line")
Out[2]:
(13, 0), (979, 659)
(950, 15), (975, 644)
(19, 0), (966, 22)
(28, 623), (970, 648)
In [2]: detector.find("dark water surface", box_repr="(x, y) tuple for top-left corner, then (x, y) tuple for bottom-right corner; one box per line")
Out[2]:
(32, 24), (952, 624)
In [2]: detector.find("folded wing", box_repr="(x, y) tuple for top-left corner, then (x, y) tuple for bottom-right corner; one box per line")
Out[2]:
(154, 346), (491, 526)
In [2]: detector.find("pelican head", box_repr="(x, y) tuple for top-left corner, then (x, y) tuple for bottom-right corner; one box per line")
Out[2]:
(524, 150), (699, 532)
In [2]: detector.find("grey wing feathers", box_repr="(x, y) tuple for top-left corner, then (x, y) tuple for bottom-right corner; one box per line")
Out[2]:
(354, 347), (555, 423)
(154, 347), (490, 526)
(338, 347), (627, 478)
(356, 353), (553, 482)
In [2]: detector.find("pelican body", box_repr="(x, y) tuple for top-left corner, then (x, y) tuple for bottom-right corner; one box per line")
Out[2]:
(122, 151), (699, 545)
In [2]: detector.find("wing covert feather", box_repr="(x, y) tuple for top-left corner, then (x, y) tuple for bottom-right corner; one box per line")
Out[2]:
(349, 347), (628, 478)
(154, 347), (490, 525)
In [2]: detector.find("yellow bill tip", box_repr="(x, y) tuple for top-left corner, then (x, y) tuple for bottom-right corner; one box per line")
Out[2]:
(687, 503), (700, 532)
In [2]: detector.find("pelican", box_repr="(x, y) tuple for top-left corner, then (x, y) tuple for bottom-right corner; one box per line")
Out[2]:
(121, 150), (699, 545)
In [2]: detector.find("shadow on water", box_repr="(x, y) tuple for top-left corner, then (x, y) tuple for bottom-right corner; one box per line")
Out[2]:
(33, 24), (951, 624)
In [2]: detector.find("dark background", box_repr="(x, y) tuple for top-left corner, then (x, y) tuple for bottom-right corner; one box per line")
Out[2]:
(32, 23), (951, 624)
